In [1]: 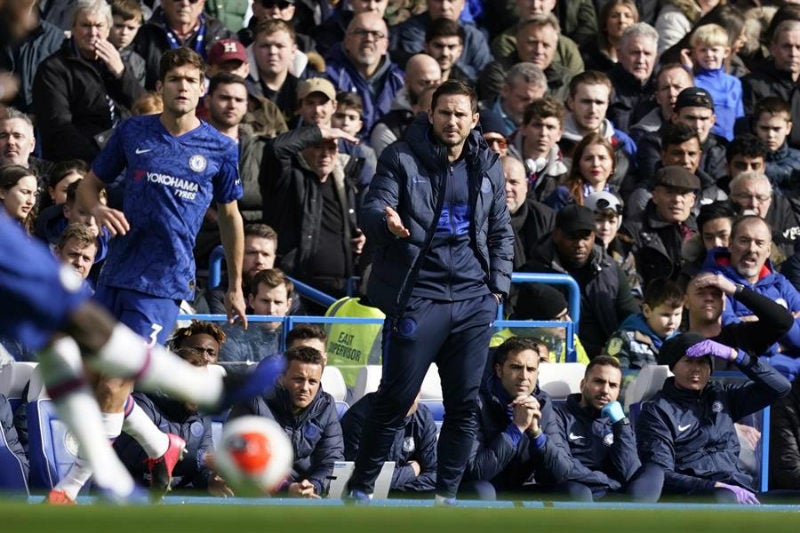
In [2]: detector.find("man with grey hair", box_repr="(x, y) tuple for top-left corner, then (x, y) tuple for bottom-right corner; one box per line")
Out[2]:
(32, 0), (144, 162)
(479, 14), (572, 102)
(490, 0), (585, 77)
(0, 107), (52, 182)
(326, 11), (405, 133)
(743, 19), (800, 149)
(479, 63), (547, 137)
(607, 22), (659, 132)
(133, 0), (234, 90)
(728, 170), (800, 259)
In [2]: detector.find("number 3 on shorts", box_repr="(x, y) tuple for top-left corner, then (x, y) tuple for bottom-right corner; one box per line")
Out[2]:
(148, 323), (164, 347)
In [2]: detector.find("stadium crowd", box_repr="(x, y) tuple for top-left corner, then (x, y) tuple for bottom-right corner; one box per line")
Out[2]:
(4, 0), (800, 505)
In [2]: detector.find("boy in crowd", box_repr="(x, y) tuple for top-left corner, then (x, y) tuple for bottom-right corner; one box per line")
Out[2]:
(752, 97), (800, 194)
(684, 24), (743, 142)
(108, 0), (145, 86)
(331, 92), (377, 195)
(604, 279), (684, 369)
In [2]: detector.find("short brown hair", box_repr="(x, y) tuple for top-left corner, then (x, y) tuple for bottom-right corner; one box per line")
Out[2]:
(110, 0), (142, 22)
(585, 354), (621, 377)
(568, 70), (612, 98)
(431, 79), (477, 114)
(494, 337), (546, 367)
(249, 268), (294, 298)
(254, 18), (296, 41)
(287, 324), (328, 347)
(523, 97), (566, 126)
(643, 278), (685, 310)
(159, 47), (205, 82)
(754, 96), (792, 122)
(56, 223), (97, 252)
(285, 344), (325, 368)
(245, 223), (278, 244)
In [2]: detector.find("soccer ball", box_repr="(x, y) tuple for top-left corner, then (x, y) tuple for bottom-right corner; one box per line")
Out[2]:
(215, 416), (293, 496)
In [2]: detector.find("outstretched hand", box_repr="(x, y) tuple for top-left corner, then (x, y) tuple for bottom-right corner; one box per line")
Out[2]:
(384, 206), (410, 238)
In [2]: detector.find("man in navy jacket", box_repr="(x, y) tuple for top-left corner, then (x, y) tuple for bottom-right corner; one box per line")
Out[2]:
(230, 345), (344, 498)
(552, 355), (662, 501)
(462, 337), (571, 499)
(637, 332), (791, 503)
(348, 80), (514, 503)
(342, 392), (437, 495)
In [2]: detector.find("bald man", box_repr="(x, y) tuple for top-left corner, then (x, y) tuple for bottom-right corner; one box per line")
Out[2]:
(325, 12), (406, 131)
(370, 54), (441, 156)
(502, 156), (555, 268)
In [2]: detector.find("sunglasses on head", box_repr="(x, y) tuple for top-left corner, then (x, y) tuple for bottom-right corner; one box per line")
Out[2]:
(261, 0), (293, 8)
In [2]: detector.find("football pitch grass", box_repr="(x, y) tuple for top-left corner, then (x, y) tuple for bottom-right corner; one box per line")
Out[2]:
(3, 498), (800, 533)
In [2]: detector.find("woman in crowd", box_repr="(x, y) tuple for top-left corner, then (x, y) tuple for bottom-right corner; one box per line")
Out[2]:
(0, 164), (37, 234)
(545, 133), (617, 211)
(583, 0), (640, 72)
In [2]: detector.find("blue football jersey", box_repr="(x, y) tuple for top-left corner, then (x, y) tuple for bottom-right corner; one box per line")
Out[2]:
(92, 115), (242, 300)
(0, 211), (92, 351)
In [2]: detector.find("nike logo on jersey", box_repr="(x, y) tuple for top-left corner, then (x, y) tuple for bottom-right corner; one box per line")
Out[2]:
(568, 432), (585, 442)
(135, 148), (152, 154)
(678, 424), (692, 432)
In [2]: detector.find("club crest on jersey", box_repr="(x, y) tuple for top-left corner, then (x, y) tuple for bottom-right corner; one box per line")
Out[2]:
(189, 154), (207, 172)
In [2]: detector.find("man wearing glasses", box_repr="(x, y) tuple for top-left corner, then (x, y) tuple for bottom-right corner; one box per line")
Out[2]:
(728, 168), (800, 260)
(133, 0), (235, 90)
(325, 11), (404, 132)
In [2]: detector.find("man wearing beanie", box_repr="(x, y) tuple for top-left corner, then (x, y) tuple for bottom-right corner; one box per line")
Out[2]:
(523, 204), (639, 357)
(636, 331), (791, 504)
(490, 282), (589, 364)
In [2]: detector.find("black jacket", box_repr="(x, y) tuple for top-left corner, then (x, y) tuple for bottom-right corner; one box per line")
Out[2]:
(554, 393), (641, 492)
(523, 239), (639, 357)
(510, 199), (555, 270)
(230, 385), (344, 496)
(770, 378), (800, 489)
(742, 59), (800, 149)
(260, 126), (359, 285)
(635, 127), (728, 189)
(607, 64), (656, 134)
(341, 392), (437, 493)
(622, 200), (697, 289)
(463, 376), (571, 491)
(637, 354), (790, 494)
(32, 39), (144, 162)
(113, 393), (214, 489)
(0, 393), (28, 483)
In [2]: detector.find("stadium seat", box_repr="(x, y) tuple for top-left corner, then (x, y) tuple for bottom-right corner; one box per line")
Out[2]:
(537, 362), (586, 400)
(420, 364), (443, 400)
(26, 398), (79, 490)
(0, 428), (28, 493)
(0, 361), (37, 411)
(623, 364), (672, 421)
(322, 366), (348, 402)
(352, 365), (382, 403)
(335, 401), (349, 420)
(419, 398), (444, 436)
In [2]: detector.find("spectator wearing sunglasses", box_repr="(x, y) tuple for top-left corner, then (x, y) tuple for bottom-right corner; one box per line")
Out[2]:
(133, 0), (235, 90)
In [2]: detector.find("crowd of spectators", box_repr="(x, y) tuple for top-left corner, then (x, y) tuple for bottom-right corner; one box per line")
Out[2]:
(4, 0), (800, 504)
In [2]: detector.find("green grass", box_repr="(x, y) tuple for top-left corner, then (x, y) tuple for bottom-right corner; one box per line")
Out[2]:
(3, 502), (800, 533)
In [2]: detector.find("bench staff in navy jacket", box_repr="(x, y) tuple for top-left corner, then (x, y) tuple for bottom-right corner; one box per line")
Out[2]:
(637, 332), (791, 504)
(552, 355), (663, 501)
(348, 79), (514, 503)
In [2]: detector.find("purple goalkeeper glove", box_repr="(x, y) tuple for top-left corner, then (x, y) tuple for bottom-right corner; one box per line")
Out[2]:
(600, 401), (626, 424)
(685, 339), (735, 362)
(717, 483), (760, 505)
